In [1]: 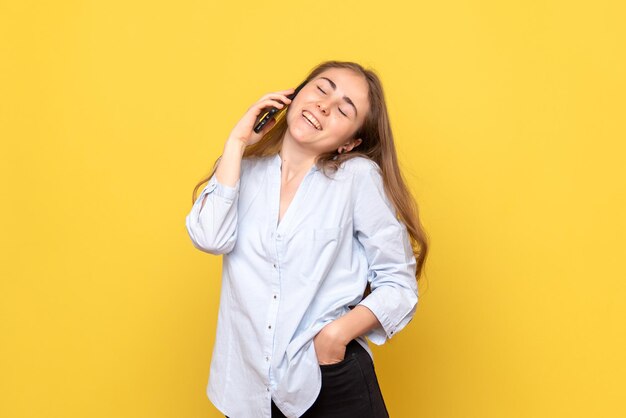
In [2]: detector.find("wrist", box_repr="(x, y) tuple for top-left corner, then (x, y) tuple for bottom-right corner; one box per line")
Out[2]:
(326, 318), (353, 345)
(224, 137), (247, 155)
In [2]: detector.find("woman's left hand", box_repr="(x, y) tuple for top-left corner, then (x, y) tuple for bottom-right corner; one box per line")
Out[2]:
(313, 321), (348, 365)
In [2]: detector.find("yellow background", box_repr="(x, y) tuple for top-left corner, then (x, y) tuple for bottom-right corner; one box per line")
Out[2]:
(1, 0), (625, 417)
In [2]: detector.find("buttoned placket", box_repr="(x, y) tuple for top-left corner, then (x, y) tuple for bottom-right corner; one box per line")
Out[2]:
(264, 154), (319, 399)
(264, 162), (285, 398)
(264, 229), (282, 397)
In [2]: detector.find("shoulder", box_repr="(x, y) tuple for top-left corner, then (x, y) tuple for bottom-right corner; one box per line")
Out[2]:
(241, 155), (264, 168)
(240, 154), (274, 173)
(337, 157), (386, 201)
(340, 156), (381, 175)
(318, 156), (380, 184)
(340, 157), (383, 189)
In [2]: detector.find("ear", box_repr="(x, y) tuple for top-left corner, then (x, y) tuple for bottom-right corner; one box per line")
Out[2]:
(345, 138), (362, 152)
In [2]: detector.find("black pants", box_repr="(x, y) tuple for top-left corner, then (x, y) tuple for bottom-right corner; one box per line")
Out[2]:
(227, 339), (389, 417)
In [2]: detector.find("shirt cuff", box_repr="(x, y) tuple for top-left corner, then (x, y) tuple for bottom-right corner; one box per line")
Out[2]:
(357, 300), (392, 345)
(357, 289), (418, 346)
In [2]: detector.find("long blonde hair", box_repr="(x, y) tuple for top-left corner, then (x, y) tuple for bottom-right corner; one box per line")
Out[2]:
(191, 60), (429, 284)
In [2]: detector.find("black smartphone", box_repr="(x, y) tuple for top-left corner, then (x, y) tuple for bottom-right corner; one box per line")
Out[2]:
(253, 80), (307, 134)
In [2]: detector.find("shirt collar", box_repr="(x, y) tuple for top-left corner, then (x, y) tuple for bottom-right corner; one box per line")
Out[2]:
(272, 153), (320, 173)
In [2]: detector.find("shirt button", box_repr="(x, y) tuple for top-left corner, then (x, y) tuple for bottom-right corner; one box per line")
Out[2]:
(266, 356), (270, 361)
(268, 325), (272, 329)
(273, 263), (277, 268)
(273, 295), (277, 299)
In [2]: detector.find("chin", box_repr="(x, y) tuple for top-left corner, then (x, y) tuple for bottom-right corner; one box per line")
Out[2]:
(286, 126), (312, 143)
(286, 118), (317, 141)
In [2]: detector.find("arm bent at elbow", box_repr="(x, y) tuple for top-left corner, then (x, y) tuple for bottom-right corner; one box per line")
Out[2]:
(357, 276), (418, 345)
(185, 175), (240, 255)
(352, 162), (419, 345)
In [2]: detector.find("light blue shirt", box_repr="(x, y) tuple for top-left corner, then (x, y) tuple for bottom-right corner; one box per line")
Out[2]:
(185, 153), (418, 418)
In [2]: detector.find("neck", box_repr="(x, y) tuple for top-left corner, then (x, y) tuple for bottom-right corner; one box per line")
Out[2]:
(278, 135), (317, 181)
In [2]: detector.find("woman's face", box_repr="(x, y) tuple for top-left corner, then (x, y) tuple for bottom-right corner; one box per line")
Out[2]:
(285, 67), (370, 154)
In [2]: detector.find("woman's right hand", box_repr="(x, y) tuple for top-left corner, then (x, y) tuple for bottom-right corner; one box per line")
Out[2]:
(227, 88), (295, 147)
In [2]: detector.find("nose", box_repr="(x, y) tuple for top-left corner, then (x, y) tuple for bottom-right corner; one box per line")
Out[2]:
(316, 102), (329, 115)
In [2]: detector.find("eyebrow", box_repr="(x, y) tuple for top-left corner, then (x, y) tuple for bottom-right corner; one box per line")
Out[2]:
(319, 77), (358, 117)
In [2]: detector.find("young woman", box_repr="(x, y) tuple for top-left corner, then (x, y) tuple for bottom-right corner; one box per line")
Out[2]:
(186, 60), (429, 418)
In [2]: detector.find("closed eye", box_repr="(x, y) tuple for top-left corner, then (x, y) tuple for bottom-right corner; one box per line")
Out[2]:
(318, 86), (348, 117)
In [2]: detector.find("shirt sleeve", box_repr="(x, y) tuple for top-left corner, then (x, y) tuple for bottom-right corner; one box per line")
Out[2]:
(185, 172), (240, 255)
(353, 162), (418, 345)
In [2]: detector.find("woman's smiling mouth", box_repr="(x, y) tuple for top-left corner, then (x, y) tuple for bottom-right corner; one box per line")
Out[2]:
(302, 110), (323, 130)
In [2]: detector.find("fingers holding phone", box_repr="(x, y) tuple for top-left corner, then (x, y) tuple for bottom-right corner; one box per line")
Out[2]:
(250, 80), (308, 138)
(228, 89), (295, 147)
